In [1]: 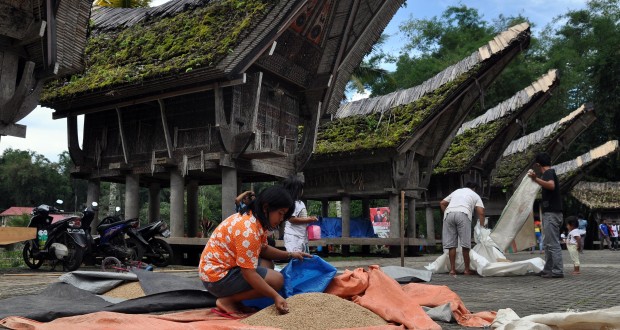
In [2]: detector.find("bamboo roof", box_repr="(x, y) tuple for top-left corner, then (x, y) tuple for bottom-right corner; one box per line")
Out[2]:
(434, 69), (558, 174)
(492, 103), (596, 188)
(314, 23), (531, 155)
(571, 181), (620, 210)
(555, 140), (619, 193)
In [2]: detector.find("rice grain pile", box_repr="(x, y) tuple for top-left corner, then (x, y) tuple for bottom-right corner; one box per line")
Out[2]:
(241, 292), (387, 330)
(102, 281), (145, 299)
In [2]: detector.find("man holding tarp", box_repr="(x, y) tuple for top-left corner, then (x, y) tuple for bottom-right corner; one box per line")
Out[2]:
(527, 152), (564, 278)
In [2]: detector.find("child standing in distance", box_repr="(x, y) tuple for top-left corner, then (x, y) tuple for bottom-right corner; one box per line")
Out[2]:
(282, 176), (318, 253)
(565, 216), (583, 275)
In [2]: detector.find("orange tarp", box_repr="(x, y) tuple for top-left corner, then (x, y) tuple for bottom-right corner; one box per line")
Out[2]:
(1, 266), (494, 330)
(325, 265), (495, 329)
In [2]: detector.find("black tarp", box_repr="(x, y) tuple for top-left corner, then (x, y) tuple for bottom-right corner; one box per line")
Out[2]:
(0, 270), (216, 322)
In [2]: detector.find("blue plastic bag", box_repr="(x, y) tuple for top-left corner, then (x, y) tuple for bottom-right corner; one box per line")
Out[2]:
(281, 255), (337, 298)
(243, 256), (337, 309)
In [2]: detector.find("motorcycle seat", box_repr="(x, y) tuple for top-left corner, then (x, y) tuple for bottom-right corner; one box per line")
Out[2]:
(97, 218), (136, 232)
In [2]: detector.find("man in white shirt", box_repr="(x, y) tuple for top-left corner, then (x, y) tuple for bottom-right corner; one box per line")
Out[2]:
(610, 220), (619, 250)
(439, 182), (485, 276)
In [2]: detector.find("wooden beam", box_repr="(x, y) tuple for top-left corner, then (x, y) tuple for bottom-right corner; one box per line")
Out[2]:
(115, 107), (129, 164)
(0, 3), (33, 40)
(163, 236), (437, 247)
(157, 99), (174, 158)
(53, 75), (247, 119)
(250, 72), (263, 132)
(16, 20), (46, 46)
(0, 123), (26, 138)
(0, 227), (36, 245)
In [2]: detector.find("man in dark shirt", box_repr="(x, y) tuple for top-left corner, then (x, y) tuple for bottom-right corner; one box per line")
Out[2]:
(528, 152), (564, 278)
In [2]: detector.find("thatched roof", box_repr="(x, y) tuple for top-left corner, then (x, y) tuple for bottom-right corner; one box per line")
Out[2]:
(571, 181), (620, 210)
(555, 140), (619, 193)
(434, 70), (558, 174)
(41, 0), (404, 119)
(492, 103), (596, 187)
(41, 0), (292, 104)
(314, 23), (531, 155)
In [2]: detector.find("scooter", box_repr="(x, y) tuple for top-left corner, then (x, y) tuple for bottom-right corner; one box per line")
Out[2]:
(22, 200), (87, 271)
(126, 220), (173, 267)
(81, 204), (139, 265)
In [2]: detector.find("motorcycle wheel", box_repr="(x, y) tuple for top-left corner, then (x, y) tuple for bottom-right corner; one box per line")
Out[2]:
(101, 256), (123, 272)
(126, 237), (146, 261)
(22, 240), (44, 269)
(148, 238), (173, 267)
(57, 232), (84, 271)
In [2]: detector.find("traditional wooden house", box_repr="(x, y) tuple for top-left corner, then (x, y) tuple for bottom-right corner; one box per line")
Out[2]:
(429, 70), (559, 215)
(554, 140), (619, 194)
(40, 0), (405, 242)
(303, 23), (531, 245)
(571, 181), (620, 222)
(493, 103), (597, 191)
(0, 0), (91, 139)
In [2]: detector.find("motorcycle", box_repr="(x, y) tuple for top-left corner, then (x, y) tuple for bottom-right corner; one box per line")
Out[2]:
(81, 204), (140, 265)
(126, 220), (173, 267)
(22, 201), (87, 271)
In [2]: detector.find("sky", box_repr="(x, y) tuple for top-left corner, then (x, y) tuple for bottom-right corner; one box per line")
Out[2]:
(1, 0), (588, 162)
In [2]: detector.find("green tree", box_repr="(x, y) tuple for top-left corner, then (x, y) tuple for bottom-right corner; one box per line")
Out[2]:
(532, 0), (620, 180)
(0, 149), (72, 208)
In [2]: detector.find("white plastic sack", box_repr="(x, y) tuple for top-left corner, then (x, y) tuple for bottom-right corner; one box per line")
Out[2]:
(492, 306), (620, 330)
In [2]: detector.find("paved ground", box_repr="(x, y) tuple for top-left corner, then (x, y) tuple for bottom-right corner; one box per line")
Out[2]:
(1, 249), (619, 329)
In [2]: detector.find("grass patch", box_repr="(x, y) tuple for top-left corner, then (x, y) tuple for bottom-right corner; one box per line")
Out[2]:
(0, 246), (24, 269)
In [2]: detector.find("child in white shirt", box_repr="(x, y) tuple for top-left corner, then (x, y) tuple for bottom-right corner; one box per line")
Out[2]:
(282, 176), (318, 253)
(565, 216), (583, 275)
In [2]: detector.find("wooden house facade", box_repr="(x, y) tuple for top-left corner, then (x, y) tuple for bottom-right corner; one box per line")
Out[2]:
(0, 0), (91, 139)
(303, 23), (531, 244)
(40, 0), (405, 240)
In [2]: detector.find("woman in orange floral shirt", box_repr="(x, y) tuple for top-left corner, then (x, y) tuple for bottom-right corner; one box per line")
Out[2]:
(199, 186), (311, 315)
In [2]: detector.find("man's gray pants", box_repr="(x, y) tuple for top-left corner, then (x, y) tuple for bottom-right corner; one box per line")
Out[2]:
(543, 212), (564, 275)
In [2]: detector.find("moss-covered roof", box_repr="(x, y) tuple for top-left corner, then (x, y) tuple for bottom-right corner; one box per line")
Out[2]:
(571, 181), (620, 210)
(314, 23), (531, 156)
(315, 71), (470, 154)
(41, 0), (274, 103)
(492, 105), (592, 188)
(434, 70), (558, 174)
(555, 140), (619, 185)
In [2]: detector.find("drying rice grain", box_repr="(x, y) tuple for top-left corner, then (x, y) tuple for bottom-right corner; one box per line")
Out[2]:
(241, 292), (387, 330)
(102, 281), (145, 299)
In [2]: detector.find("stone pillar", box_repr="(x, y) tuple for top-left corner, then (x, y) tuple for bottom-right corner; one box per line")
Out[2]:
(186, 180), (199, 238)
(341, 196), (351, 237)
(148, 182), (161, 221)
(426, 206), (435, 242)
(221, 167), (237, 220)
(170, 169), (185, 237)
(407, 198), (416, 238)
(389, 194), (400, 238)
(124, 173), (140, 221)
(86, 179), (100, 235)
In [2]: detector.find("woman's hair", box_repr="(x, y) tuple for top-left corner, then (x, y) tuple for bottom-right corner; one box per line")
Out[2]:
(282, 175), (304, 201)
(243, 186), (294, 230)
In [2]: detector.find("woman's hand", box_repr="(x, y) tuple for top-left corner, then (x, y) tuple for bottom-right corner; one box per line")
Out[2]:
(274, 295), (289, 314)
(289, 251), (312, 260)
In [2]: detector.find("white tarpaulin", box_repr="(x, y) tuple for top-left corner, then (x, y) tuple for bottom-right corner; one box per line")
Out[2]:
(492, 306), (620, 330)
(425, 224), (544, 276)
(490, 176), (541, 251)
(425, 175), (545, 276)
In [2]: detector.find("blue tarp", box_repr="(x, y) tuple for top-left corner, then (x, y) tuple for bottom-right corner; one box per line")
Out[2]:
(318, 217), (377, 238)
